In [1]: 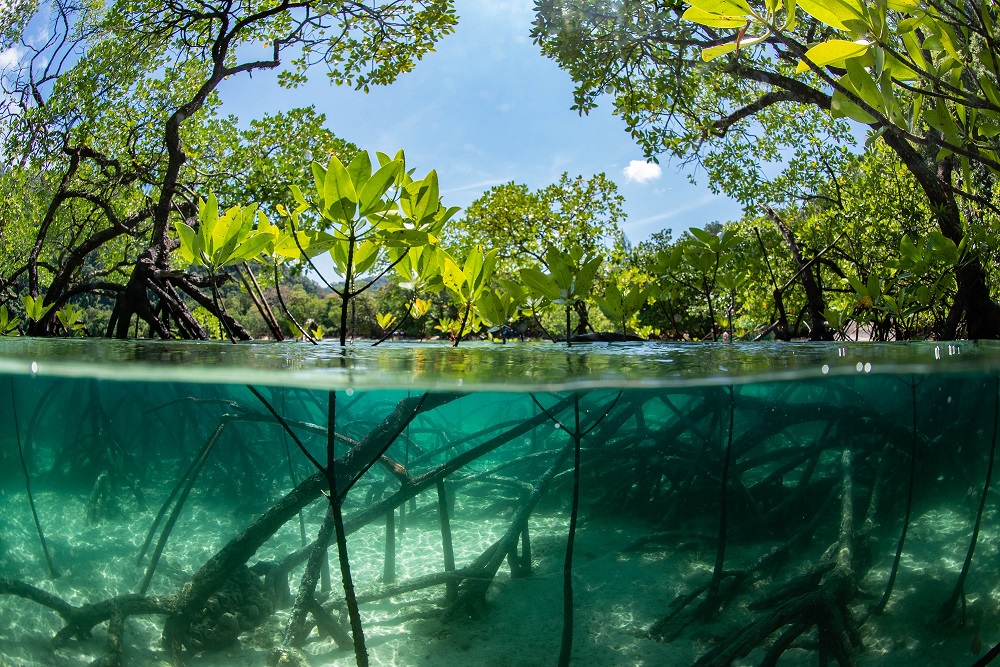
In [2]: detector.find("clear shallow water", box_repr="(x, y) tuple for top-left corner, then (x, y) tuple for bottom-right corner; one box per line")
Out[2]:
(0, 340), (998, 667)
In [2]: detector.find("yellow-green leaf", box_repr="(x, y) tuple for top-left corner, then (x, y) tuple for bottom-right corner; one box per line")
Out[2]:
(831, 88), (876, 124)
(796, 39), (870, 73)
(687, 0), (752, 14)
(347, 151), (372, 191)
(900, 30), (927, 71)
(200, 191), (219, 228)
(230, 232), (273, 264)
(796, 0), (864, 31)
(844, 58), (883, 111)
(682, 6), (748, 28)
(174, 222), (198, 265)
(702, 41), (740, 61)
(353, 240), (380, 275)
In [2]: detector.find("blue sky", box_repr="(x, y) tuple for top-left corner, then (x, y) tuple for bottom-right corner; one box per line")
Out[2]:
(221, 0), (744, 244)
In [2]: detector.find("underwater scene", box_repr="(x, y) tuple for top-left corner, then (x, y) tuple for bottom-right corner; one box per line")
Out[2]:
(1, 340), (1000, 667)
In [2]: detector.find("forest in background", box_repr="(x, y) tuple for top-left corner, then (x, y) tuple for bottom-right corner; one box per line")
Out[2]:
(1, 0), (999, 344)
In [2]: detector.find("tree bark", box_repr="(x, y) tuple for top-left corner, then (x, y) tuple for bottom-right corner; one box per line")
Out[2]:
(882, 132), (1000, 339)
(763, 206), (831, 341)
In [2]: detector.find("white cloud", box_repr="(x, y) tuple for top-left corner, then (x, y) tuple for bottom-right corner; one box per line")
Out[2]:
(441, 178), (510, 196)
(622, 194), (726, 240)
(0, 46), (24, 69)
(477, 0), (535, 18)
(623, 160), (662, 184)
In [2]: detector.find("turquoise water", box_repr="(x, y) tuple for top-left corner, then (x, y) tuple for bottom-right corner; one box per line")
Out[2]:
(0, 340), (998, 666)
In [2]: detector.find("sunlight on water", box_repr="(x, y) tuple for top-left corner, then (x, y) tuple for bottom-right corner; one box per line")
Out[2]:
(0, 338), (997, 391)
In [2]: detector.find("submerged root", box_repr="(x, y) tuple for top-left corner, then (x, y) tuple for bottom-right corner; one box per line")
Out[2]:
(5, 375), (997, 667)
(266, 646), (311, 667)
(182, 565), (274, 652)
(650, 448), (867, 667)
(695, 584), (859, 667)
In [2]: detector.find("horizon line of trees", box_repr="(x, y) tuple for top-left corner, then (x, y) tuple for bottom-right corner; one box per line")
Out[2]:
(1, 140), (990, 345)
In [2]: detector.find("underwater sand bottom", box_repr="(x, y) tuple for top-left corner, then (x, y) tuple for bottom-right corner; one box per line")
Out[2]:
(0, 487), (997, 666)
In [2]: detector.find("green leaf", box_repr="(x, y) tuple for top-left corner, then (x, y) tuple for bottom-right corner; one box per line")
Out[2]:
(717, 229), (738, 252)
(273, 230), (332, 260)
(845, 58), (883, 110)
(914, 285), (932, 305)
(213, 208), (243, 268)
(900, 31), (928, 71)
(596, 281), (625, 320)
(593, 294), (620, 325)
(323, 154), (358, 222)
(311, 162), (327, 204)
(376, 312), (397, 331)
(782, 0), (797, 29)
(462, 245), (496, 297)
(413, 170), (440, 223)
(198, 194), (219, 257)
(832, 87), (876, 124)
(577, 255), (603, 296)
(236, 203), (257, 242)
(925, 231), (959, 265)
(0, 305), (20, 336)
(347, 151), (372, 191)
(462, 246), (484, 294)
(899, 235), (921, 263)
(478, 249), (498, 295)
(521, 267), (561, 301)
(22, 295), (53, 322)
(380, 228), (432, 247)
(624, 285), (652, 315)
(980, 77), (1000, 109)
(289, 184), (308, 208)
(56, 303), (84, 332)
(689, 227), (715, 244)
(866, 274), (881, 300)
(476, 291), (505, 326)
(359, 159), (401, 217)
(846, 275), (867, 296)
(547, 248), (573, 291)
(935, 21), (961, 60)
(330, 240), (349, 275)
(498, 279), (526, 304)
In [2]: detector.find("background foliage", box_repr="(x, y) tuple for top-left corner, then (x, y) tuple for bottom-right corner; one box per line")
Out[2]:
(2, 0), (999, 343)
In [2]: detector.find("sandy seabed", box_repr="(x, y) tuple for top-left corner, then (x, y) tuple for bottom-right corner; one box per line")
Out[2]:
(1, 484), (997, 667)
